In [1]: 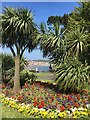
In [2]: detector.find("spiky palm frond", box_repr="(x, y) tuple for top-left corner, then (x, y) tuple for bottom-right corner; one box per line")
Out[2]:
(2, 7), (38, 56)
(65, 26), (88, 57)
(55, 57), (90, 93)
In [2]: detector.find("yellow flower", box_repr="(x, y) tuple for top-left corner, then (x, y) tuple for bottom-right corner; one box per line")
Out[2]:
(18, 108), (23, 112)
(73, 115), (78, 118)
(34, 109), (38, 113)
(30, 110), (35, 115)
(51, 115), (55, 118)
(80, 111), (88, 116)
(84, 108), (88, 112)
(18, 105), (21, 109)
(73, 111), (80, 116)
(48, 112), (55, 118)
(58, 112), (67, 118)
(40, 111), (48, 118)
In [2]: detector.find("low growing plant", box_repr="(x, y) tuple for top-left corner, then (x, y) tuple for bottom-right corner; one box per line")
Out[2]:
(7, 70), (37, 88)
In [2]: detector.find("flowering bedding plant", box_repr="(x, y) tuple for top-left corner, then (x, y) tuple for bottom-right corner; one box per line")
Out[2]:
(1, 82), (90, 118)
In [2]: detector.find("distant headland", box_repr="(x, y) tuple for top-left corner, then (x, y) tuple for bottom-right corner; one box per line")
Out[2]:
(28, 60), (49, 66)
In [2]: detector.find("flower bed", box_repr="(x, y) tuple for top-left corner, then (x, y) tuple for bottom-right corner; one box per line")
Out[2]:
(1, 82), (90, 118)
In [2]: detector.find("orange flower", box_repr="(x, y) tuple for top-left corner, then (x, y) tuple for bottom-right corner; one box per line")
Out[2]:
(24, 83), (28, 88)
(57, 94), (61, 98)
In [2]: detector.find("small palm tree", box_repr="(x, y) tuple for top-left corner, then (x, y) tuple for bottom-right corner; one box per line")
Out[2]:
(55, 57), (89, 93)
(2, 7), (38, 93)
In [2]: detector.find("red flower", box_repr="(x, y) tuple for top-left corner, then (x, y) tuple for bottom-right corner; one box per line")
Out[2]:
(68, 95), (72, 100)
(41, 101), (45, 106)
(17, 97), (20, 100)
(28, 92), (30, 95)
(38, 103), (43, 108)
(11, 96), (15, 99)
(34, 97), (37, 101)
(67, 104), (72, 109)
(74, 102), (79, 107)
(60, 106), (66, 112)
(51, 96), (54, 101)
(0, 85), (6, 89)
(77, 96), (80, 100)
(34, 101), (38, 107)
(82, 100), (86, 103)
(71, 98), (75, 103)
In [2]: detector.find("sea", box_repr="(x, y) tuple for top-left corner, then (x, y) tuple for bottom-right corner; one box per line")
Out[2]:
(26, 65), (49, 72)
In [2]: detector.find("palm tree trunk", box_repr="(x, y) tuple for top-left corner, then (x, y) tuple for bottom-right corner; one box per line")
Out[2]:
(13, 55), (21, 93)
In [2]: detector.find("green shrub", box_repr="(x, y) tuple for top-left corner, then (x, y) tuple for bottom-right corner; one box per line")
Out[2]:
(20, 70), (37, 87)
(3, 68), (14, 84)
(55, 58), (90, 93)
(7, 70), (37, 88)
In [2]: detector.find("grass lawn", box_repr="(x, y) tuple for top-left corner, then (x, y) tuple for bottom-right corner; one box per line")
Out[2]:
(2, 103), (33, 118)
(36, 72), (53, 76)
(31, 72), (56, 83)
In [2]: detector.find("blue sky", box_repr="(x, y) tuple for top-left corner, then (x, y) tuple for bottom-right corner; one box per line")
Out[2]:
(2, 2), (79, 60)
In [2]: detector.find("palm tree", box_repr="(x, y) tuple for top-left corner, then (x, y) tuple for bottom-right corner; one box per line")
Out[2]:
(39, 22), (66, 62)
(65, 26), (88, 57)
(2, 7), (38, 93)
(55, 57), (89, 93)
(55, 26), (90, 93)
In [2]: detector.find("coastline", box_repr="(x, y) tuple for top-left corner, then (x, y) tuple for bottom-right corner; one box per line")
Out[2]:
(28, 60), (49, 67)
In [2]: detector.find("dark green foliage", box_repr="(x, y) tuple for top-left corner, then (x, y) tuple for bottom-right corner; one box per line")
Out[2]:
(67, 2), (90, 65)
(2, 54), (28, 84)
(20, 70), (37, 87)
(65, 25), (88, 57)
(47, 14), (69, 27)
(2, 54), (14, 83)
(7, 70), (37, 88)
(20, 71), (37, 87)
(28, 73), (37, 82)
(68, 2), (90, 32)
(56, 58), (90, 93)
(2, 54), (14, 71)
(20, 70), (31, 87)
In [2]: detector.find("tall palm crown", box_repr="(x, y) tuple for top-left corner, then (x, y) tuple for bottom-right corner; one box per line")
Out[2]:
(2, 7), (37, 58)
(65, 26), (88, 57)
(39, 22), (66, 61)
